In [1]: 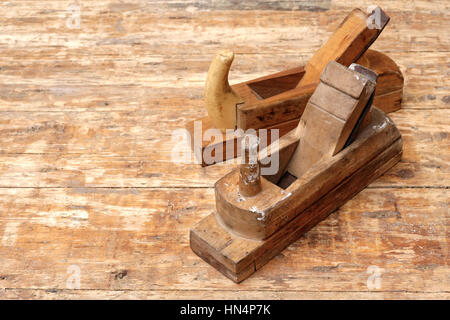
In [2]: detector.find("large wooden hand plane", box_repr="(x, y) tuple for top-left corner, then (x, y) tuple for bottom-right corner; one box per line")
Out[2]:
(190, 61), (403, 283)
(187, 7), (404, 166)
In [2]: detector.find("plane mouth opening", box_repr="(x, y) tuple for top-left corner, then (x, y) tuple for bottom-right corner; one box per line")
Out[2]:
(277, 171), (297, 189)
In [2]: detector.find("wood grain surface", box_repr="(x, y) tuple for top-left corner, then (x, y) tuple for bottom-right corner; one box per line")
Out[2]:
(0, 0), (448, 299)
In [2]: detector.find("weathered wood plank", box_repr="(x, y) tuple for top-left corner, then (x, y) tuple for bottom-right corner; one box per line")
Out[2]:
(0, 187), (447, 293)
(0, 51), (447, 112)
(0, 289), (446, 300)
(0, 110), (446, 188)
(0, 5), (448, 55)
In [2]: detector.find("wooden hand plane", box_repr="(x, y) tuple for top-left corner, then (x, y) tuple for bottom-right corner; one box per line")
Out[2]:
(190, 61), (403, 283)
(186, 7), (404, 166)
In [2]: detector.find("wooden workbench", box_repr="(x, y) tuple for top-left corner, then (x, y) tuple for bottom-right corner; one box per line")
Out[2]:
(0, 0), (448, 299)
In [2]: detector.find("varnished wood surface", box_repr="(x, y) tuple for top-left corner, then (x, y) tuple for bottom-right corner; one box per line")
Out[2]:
(0, 0), (448, 299)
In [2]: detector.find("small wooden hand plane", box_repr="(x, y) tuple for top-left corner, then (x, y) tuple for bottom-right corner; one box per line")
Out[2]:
(190, 61), (403, 283)
(186, 7), (404, 166)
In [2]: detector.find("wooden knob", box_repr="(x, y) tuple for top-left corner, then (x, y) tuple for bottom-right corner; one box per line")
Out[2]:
(239, 135), (261, 197)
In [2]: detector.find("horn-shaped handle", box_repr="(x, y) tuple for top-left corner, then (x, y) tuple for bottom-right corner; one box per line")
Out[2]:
(204, 50), (243, 131)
